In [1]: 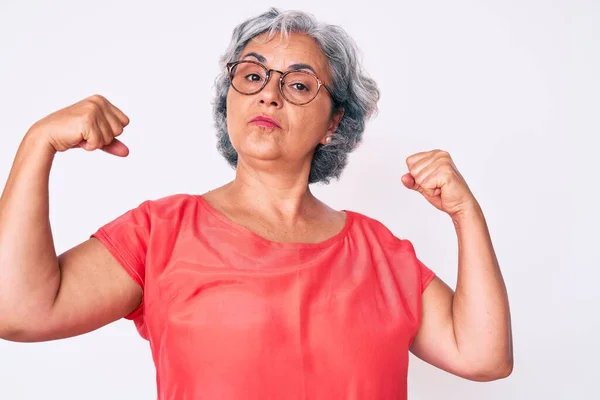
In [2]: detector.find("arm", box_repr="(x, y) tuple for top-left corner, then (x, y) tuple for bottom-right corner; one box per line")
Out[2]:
(0, 97), (142, 342)
(410, 202), (513, 381)
(401, 150), (513, 381)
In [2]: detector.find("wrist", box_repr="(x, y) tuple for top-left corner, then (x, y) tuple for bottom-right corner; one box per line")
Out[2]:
(23, 124), (57, 157)
(450, 200), (483, 225)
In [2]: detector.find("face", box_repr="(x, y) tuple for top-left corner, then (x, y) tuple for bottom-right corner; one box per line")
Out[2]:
(225, 32), (344, 169)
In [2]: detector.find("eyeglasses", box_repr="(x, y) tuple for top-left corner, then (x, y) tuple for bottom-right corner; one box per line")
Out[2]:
(226, 60), (333, 106)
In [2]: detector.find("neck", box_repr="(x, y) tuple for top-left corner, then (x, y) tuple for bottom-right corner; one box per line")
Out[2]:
(223, 159), (321, 222)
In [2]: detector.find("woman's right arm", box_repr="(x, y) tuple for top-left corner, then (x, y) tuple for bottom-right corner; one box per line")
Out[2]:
(0, 95), (142, 342)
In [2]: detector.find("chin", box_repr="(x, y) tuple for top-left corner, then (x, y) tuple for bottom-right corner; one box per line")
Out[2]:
(240, 146), (282, 162)
(231, 130), (284, 162)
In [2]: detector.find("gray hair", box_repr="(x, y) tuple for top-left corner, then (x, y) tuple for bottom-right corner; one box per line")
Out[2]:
(212, 8), (380, 184)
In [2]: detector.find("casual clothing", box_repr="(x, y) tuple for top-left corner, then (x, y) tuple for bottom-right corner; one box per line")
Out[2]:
(91, 193), (435, 400)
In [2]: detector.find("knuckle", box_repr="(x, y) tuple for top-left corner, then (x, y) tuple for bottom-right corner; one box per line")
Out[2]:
(85, 137), (99, 149)
(82, 141), (95, 151)
(89, 94), (107, 104)
(84, 101), (102, 115)
(82, 112), (97, 126)
(90, 131), (104, 144)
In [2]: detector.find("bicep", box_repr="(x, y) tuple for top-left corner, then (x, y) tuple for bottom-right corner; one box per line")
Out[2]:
(410, 276), (470, 377)
(14, 238), (142, 342)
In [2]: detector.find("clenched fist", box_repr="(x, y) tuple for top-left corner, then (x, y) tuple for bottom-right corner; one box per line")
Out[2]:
(401, 149), (478, 218)
(28, 94), (131, 157)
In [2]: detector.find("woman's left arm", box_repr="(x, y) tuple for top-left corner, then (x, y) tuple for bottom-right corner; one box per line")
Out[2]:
(401, 150), (513, 381)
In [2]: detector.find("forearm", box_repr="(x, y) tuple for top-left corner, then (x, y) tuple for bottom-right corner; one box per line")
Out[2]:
(0, 128), (61, 329)
(451, 201), (513, 372)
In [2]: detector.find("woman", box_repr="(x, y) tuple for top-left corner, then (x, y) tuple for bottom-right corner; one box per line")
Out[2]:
(0, 8), (512, 400)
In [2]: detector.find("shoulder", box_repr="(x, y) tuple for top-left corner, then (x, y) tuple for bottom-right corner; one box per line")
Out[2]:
(346, 210), (416, 253)
(346, 210), (434, 290)
(110, 193), (202, 226)
(142, 193), (200, 214)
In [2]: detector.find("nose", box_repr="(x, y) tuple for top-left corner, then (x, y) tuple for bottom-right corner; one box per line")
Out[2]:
(258, 71), (283, 108)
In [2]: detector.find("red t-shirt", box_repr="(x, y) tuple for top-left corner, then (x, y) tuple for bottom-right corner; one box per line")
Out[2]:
(91, 193), (435, 400)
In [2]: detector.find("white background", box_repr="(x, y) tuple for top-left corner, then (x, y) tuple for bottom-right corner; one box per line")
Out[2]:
(0, 0), (598, 398)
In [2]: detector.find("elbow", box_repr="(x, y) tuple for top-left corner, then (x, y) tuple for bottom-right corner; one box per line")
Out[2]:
(0, 307), (49, 343)
(0, 316), (26, 342)
(0, 320), (49, 343)
(0, 327), (27, 342)
(466, 357), (514, 382)
(0, 305), (18, 341)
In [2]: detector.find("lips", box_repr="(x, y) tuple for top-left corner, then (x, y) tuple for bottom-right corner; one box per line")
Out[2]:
(249, 115), (281, 129)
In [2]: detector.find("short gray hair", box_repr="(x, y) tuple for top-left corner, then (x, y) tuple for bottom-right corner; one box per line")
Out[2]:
(212, 8), (380, 184)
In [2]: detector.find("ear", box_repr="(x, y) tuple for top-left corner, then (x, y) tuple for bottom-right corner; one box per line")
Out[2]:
(327, 108), (345, 134)
(320, 108), (345, 144)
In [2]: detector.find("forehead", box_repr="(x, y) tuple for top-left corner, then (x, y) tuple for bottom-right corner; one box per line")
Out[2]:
(241, 32), (330, 79)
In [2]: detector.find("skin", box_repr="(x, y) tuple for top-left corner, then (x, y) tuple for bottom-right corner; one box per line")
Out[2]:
(207, 33), (513, 381)
(203, 32), (347, 243)
(401, 152), (513, 381)
(0, 32), (512, 381)
(0, 95), (141, 342)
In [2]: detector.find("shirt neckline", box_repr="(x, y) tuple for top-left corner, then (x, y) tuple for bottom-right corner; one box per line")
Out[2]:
(195, 194), (354, 251)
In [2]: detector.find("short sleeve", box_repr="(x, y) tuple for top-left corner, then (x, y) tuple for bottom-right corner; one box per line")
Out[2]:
(401, 239), (436, 294)
(415, 256), (436, 293)
(90, 200), (151, 320)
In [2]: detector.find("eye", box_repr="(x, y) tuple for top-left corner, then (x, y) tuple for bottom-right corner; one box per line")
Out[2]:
(245, 73), (263, 82)
(291, 83), (308, 91)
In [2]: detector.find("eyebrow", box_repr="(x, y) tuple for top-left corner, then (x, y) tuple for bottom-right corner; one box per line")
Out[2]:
(242, 52), (267, 63)
(241, 52), (318, 75)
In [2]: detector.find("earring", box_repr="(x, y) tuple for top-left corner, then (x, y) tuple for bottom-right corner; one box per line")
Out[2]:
(325, 136), (332, 144)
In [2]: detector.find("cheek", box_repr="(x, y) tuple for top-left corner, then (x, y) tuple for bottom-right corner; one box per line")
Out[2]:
(225, 91), (245, 134)
(289, 103), (331, 138)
